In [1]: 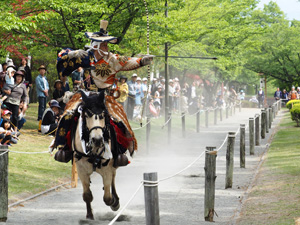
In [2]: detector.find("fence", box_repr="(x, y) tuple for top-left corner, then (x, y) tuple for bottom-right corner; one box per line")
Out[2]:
(0, 100), (282, 223)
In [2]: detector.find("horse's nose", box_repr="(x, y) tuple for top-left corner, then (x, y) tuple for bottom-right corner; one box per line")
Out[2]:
(92, 137), (102, 147)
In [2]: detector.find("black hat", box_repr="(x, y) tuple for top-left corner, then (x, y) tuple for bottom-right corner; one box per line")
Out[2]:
(50, 100), (61, 109)
(54, 79), (63, 88)
(119, 75), (127, 82)
(85, 20), (118, 44)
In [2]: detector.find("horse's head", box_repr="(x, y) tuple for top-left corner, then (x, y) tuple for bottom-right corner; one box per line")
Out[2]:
(80, 91), (108, 151)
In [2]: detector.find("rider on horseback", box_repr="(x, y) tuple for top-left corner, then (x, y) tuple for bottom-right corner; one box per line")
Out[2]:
(53, 20), (153, 165)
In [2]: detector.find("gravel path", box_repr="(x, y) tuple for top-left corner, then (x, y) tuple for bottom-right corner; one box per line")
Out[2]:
(4, 107), (282, 225)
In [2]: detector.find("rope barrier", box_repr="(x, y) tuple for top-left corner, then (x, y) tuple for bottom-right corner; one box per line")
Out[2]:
(161, 115), (172, 129)
(132, 118), (152, 130)
(216, 134), (229, 152)
(0, 149), (9, 156)
(108, 182), (144, 225)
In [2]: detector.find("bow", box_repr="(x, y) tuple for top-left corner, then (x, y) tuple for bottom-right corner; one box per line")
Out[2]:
(140, 0), (151, 126)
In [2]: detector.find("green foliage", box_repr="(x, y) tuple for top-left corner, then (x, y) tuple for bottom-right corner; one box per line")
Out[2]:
(290, 105), (300, 126)
(286, 100), (300, 109)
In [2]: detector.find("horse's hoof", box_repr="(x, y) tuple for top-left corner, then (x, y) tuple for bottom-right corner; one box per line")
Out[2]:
(86, 214), (94, 220)
(110, 202), (120, 211)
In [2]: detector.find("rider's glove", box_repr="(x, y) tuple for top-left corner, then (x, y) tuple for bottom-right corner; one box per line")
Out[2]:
(68, 50), (88, 59)
(140, 55), (153, 66)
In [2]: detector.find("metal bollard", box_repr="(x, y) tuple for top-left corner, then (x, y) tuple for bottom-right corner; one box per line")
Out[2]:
(240, 124), (246, 168)
(225, 132), (236, 189)
(204, 147), (217, 222)
(255, 114), (260, 146)
(181, 112), (186, 138)
(168, 113), (172, 144)
(205, 110), (209, 128)
(0, 146), (9, 222)
(249, 118), (255, 155)
(214, 108), (217, 125)
(146, 117), (151, 154)
(265, 108), (269, 134)
(196, 108), (200, 132)
(144, 172), (160, 225)
(261, 110), (266, 139)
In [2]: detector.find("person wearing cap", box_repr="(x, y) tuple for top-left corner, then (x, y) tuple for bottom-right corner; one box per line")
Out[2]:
(41, 100), (61, 135)
(5, 59), (16, 86)
(2, 70), (27, 132)
(135, 77), (144, 107)
(0, 109), (12, 127)
(116, 75), (128, 108)
(127, 73), (137, 120)
(36, 65), (49, 122)
(54, 20), (153, 163)
(288, 86), (298, 100)
(18, 58), (32, 103)
(53, 79), (65, 110)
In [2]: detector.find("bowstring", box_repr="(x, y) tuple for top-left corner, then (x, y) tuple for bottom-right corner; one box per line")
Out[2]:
(140, 0), (150, 127)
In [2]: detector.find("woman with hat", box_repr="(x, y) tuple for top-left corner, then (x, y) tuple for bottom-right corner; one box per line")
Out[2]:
(41, 100), (61, 135)
(53, 79), (65, 110)
(116, 75), (128, 108)
(35, 65), (49, 123)
(2, 70), (28, 132)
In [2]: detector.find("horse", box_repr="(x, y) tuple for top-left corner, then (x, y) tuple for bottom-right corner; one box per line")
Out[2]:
(72, 91), (121, 220)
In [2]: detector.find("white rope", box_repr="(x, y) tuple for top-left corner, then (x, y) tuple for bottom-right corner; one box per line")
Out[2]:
(108, 182), (143, 225)
(159, 150), (206, 182)
(132, 118), (152, 130)
(187, 109), (202, 117)
(216, 134), (229, 152)
(161, 115), (172, 128)
(8, 150), (49, 154)
(235, 127), (240, 136)
(0, 149), (9, 156)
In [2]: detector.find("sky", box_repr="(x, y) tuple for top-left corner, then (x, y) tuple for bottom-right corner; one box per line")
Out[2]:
(257, 0), (300, 20)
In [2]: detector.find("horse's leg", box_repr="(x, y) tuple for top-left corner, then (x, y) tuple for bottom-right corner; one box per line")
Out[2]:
(110, 170), (120, 211)
(77, 163), (94, 220)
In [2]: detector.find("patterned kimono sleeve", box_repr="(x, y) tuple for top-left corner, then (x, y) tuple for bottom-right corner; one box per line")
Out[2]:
(115, 54), (142, 72)
(56, 48), (91, 78)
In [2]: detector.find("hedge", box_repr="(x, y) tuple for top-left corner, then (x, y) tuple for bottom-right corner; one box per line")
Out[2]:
(290, 105), (300, 127)
(286, 100), (300, 109)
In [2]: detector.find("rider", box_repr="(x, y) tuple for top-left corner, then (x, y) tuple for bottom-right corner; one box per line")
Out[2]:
(54, 20), (153, 164)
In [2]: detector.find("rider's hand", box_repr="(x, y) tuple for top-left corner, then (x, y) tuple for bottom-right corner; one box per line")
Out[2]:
(68, 50), (88, 59)
(141, 55), (153, 66)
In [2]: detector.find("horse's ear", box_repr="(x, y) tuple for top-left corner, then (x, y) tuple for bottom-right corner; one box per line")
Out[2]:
(80, 90), (88, 102)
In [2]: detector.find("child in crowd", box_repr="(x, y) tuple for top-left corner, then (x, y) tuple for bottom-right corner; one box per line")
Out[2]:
(0, 119), (18, 145)
(5, 59), (16, 86)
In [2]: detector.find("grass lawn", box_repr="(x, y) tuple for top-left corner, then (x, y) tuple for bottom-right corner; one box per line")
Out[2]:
(237, 110), (300, 224)
(7, 103), (210, 202)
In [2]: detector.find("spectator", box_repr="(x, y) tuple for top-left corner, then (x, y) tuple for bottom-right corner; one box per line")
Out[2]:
(142, 77), (148, 97)
(151, 78), (158, 96)
(18, 58), (32, 103)
(153, 85), (162, 116)
(35, 65), (49, 126)
(274, 87), (282, 101)
(281, 89), (288, 105)
(168, 79), (175, 111)
(257, 87), (264, 108)
(116, 75), (128, 109)
(71, 67), (84, 91)
(173, 78), (180, 112)
(238, 90), (245, 100)
(41, 100), (60, 135)
(297, 87), (300, 95)
(135, 77), (143, 106)
(0, 119), (17, 145)
(2, 63), (7, 73)
(18, 101), (26, 130)
(288, 86), (298, 100)
(0, 110), (12, 126)
(127, 73), (137, 120)
(5, 59), (16, 86)
(2, 70), (27, 132)
(53, 79), (66, 110)
(229, 86), (237, 105)
(60, 76), (70, 92)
